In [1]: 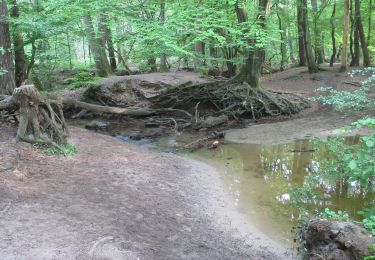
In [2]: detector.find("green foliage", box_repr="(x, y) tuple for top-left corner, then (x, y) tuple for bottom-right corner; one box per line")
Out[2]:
(63, 71), (100, 90)
(312, 68), (375, 111)
(363, 216), (375, 236)
(33, 143), (78, 155)
(310, 119), (375, 190)
(358, 207), (375, 236)
(320, 208), (349, 221)
(46, 144), (77, 155)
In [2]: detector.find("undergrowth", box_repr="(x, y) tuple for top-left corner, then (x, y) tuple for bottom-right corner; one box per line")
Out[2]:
(33, 143), (78, 155)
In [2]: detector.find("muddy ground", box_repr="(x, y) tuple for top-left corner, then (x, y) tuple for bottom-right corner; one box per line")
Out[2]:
(0, 65), (372, 260)
(0, 126), (287, 260)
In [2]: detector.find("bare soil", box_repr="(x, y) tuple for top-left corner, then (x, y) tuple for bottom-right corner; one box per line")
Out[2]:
(0, 125), (286, 260)
(0, 65), (371, 260)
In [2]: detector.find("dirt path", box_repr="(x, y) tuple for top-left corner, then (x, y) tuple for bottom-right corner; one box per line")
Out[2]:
(0, 125), (287, 260)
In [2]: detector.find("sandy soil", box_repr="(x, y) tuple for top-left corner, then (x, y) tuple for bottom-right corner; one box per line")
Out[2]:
(226, 65), (372, 144)
(0, 125), (287, 260)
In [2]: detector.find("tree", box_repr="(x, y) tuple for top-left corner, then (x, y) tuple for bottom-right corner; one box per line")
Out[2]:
(0, 0), (16, 95)
(234, 0), (270, 87)
(297, 0), (306, 66)
(354, 0), (370, 67)
(159, 0), (168, 72)
(99, 15), (117, 72)
(277, 4), (287, 71)
(329, 0), (337, 67)
(311, 0), (325, 64)
(84, 15), (111, 77)
(300, 0), (318, 73)
(341, 0), (350, 71)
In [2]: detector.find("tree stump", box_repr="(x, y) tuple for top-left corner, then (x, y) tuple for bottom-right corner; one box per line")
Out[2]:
(12, 85), (68, 145)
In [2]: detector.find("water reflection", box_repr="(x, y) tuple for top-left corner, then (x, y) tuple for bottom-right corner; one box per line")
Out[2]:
(190, 138), (374, 244)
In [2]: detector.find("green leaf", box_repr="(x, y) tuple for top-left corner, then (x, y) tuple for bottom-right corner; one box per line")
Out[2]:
(366, 140), (374, 148)
(348, 160), (357, 170)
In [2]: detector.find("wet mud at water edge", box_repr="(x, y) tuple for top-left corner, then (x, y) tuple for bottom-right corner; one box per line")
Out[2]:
(75, 121), (374, 246)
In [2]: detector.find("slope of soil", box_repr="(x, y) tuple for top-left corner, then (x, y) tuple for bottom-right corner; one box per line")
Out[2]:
(226, 65), (372, 144)
(0, 125), (287, 260)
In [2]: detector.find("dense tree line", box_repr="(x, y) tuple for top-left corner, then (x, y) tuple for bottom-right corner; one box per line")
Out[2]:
(0, 0), (373, 93)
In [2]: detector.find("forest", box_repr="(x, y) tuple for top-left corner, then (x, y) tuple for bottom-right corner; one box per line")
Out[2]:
(0, 0), (374, 259)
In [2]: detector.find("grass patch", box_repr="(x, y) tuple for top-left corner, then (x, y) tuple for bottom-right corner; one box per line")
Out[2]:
(33, 143), (78, 156)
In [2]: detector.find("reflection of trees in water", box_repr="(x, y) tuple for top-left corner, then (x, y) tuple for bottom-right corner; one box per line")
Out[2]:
(259, 139), (373, 218)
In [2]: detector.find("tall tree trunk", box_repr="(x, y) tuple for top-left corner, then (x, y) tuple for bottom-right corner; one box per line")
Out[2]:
(351, 0), (360, 66)
(297, 0), (306, 66)
(277, 10), (287, 71)
(349, 0), (355, 64)
(368, 0), (372, 44)
(341, 0), (350, 71)
(10, 0), (28, 87)
(159, 0), (168, 72)
(329, 0), (337, 67)
(234, 0), (270, 87)
(99, 15), (116, 72)
(194, 41), (205, 70)
(105, 26), (117, 72)
(311, 0), (324, 64)
(354, 0), (370, 66)
(301, 0), (318, 73)
(288, 28), (296, 64)
(66, 32), (73, 70)
(83, 16), (111, 77)
(148, 58), (157, 72)
(0, 0), (16, 95)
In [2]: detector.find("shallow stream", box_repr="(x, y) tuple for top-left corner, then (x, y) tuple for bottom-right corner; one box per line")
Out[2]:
(72, 119), (374, 245)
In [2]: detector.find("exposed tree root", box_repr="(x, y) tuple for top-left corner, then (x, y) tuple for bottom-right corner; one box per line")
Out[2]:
(0, 85), (193, 145)
(1, 80), (309, 146)
(151, 81), (309, 119)
(1, 85), (69, 148)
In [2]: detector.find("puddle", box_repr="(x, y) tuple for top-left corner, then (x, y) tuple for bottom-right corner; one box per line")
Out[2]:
(182, 138), (374, 245)
(71, 119), (374, 245)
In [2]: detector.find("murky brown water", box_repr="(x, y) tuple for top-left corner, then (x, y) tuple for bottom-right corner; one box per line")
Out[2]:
(152, 134), (373, 245)
(180, 137), (374, 245)
(71, 120), (374, 245)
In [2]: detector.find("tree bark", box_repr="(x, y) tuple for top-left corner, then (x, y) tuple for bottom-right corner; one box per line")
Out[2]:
(234, 0), (270, 87)
(311, 0), (324, 64)
(301, 0), (318, 73)
(277, 10), (287, 71)
(99, 15), (117, 72)
(351, 0), (360, 66)
(354, 0), (370, 66)
(194, 41), (205, 70)
(0, 0), (16, 95)
(10, 0), (28, 87)
(341, 0), (350, 71)
(288, 28), (296, 64)
(159, 0), (168, 72)
(368, 0), (372, 44)
(297, 0), (306, 66)
(329, 0), (337, 67)
(84, 16), (111, 77)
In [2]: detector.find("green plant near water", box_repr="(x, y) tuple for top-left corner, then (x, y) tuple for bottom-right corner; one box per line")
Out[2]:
(310, 119), (375, 190)
(290, 68), (375, 236)
(312, 67), (375, 111)
(33, 143), (78, 156)
(320, 208), (349, 221)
